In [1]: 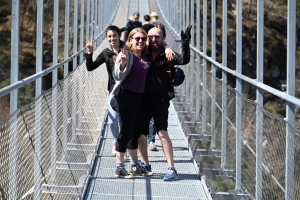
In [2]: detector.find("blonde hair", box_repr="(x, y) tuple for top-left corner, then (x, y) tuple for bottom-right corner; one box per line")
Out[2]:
(125, 27), (148, 55)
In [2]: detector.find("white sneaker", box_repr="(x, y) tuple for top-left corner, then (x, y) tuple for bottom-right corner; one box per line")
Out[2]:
(112, 138), (117, 156)
(148, 142), (158, 151)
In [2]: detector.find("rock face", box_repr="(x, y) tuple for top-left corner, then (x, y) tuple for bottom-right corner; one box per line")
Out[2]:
(0, 0), (300, 121)
(0, 1), (71, 121)
(206, 0), (300, 124)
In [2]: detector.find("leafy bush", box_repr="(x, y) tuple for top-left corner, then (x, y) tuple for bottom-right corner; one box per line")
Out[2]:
(19, 83), (35, 106)
(0, 30), (11, 49)
(0, 5), (11, 24)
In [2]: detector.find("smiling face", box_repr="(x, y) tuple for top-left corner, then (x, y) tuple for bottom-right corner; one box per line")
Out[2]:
(148, 27), (164, 52)
(106, 30), (120, 47)
(130, 32), (147, 52)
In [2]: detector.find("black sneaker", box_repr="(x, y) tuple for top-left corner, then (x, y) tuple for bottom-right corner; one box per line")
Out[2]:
(130, 164), (153, 176)
(114, 166), (133, 179)
(140, 160), (153, 175)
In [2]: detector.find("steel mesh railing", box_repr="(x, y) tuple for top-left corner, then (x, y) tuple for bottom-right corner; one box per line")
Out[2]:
(0, 0), (120, 198)
(157, 0), (300, 199)
(0, 57), (108, 199)
(173, 62), (300, 199)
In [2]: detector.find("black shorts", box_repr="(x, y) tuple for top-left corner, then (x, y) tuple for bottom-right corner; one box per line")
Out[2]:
(142, 96), (170, 135)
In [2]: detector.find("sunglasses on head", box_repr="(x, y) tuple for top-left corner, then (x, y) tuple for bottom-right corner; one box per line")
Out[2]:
(133, 37), (147, 42)
(148, 35), (161, 39)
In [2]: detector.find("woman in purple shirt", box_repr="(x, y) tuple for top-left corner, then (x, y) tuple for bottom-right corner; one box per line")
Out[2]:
(111, 28), (151, 178)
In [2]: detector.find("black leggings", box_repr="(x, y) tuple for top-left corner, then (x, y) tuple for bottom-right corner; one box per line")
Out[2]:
(115, 89), (143, 152)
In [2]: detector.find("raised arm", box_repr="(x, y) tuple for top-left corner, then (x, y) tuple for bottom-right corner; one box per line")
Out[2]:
(172, 25), (192, 65)
(113, 50), (133, 81)
(85, 37), (105, 71)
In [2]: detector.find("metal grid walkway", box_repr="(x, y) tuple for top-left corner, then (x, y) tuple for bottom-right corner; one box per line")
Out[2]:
(84, 0), (211, 199)
(84, 102), (211, 199)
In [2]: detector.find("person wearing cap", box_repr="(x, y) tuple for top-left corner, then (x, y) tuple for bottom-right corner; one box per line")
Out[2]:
(150, 12), (166, 38)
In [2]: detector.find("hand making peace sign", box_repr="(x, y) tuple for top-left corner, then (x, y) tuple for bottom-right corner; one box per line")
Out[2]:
(86, 38), (94, 54)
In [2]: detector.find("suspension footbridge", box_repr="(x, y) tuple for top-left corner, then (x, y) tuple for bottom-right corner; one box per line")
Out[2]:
(0, 0), (299, 199)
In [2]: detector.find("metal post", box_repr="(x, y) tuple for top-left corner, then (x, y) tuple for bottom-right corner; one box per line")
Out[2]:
(86, 0), (91, 40)
(190, 0), (195, 113)
(235, 0), (243, 192)
(53, 0), (59, 85)
(255, 0), (264, 199)
(180, 0), (185, 95)
(97, 0), (101, 45)
(90, 0), (94, 40)
(210, 0), (216, 150)
(285, 0), (296, 199)
(177, 1), (179, 33)
(73, 0), (79, 71)
(79, 0), (85, 63)
(72, 0), (79, 144)
(62, 0), (70, 163)
(10, 0), (20, 116)
(50, 0), (59, 184)
(9, 1), (20, 199)
(221, 0), (228, 169)
(196, 0), (200, 122)
(202, 0), (207, 135)
(64, 0), (70, 77)
(34, 1), (44, 198)
(94, 0), (98, 40)
(170, 0), (172, 23)
(185, 0), (189, 103)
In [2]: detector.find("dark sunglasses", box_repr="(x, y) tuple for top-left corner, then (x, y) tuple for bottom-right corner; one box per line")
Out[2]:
(148, 35), (161, 39)
(133, 37), (147, 42)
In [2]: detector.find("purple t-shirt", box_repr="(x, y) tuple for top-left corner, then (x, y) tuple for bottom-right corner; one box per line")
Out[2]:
(121, 53), (150, 93)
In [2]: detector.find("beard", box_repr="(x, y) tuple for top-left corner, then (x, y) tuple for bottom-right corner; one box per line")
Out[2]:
(149, 42), (161, 52)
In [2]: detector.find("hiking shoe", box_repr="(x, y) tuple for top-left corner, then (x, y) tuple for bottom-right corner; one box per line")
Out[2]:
(112, 138), (117, 156)
(114, 166), (133, 179)
(130, 164), (153, 176)
(139, 161), (153, 175)
(163, 167), (178, 181)
(148, 142), (158, 151)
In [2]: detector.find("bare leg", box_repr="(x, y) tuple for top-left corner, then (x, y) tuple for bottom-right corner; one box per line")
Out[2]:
(128, 149), (138, 160)
(115, 152), (125, 163)
(158, 130), (174, 167)
(138, 135), (149, 165)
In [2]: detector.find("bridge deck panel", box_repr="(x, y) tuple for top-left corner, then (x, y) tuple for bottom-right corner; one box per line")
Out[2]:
(85, 102), (210, 199)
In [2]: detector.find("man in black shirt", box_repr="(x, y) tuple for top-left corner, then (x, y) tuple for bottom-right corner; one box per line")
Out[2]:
(142, 14), (155, 33)
(123, 12), (142, 41)
(138, 26), (192, 181)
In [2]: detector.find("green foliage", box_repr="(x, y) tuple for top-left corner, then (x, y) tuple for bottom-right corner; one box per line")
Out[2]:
(0, 30), (11, 49)
(22, 52), (35, 69)
(0, 4), (11, 24)
(209, 177), (235, 192)
(0, 50), (9, 63)
(18, 83), (35, 106)
(0, 78), (10, 88)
